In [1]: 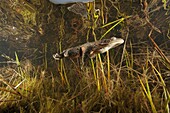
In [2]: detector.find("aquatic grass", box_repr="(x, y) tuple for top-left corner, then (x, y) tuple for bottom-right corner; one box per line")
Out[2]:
(116, 27), (129, 84)
(124, 41), (134, 78)
(15, 52), (24, 79)
(138, 58), (170, 113)
(0, 77), (24, 98)
(57, 41), (70, 89)
(44, 43), (48, 69)
(149, 60), (170, 113)
(57, 7), (70, 89)
(162, 0), (168, 9)
(58, 42), (65, 85)
(0, 54), (37, 109)
(86, 1), (130, 92)
(97, 54), (107, 92)
(1, 50), (170, 112)
(100, 16), (131, 39)
(86, 1), (108, 92)
(148, 30), (170, 67)
(139, 74), (157, 113)
(124, 50), (131, 77)
(89, 47), (105, 92)
(100, 0), (105, 24)
(1, 0), (170, 112)
(90, 58), (101, 91)
(55, 6), (70, 88)
(136, 37), (170, 113)
(107, 51), (111, 82)
(14, 52), (20, 66)
(167, 25), (170, 39)
(129, 41), (134, 77)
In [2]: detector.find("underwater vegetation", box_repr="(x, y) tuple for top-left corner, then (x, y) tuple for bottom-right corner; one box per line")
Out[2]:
(0, 0), (170, 112)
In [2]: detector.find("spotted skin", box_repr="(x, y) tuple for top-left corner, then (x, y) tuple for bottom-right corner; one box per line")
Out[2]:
(53, 37), (124, 67)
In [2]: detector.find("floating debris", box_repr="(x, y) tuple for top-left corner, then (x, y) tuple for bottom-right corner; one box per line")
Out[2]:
(68, 3), (88, 18)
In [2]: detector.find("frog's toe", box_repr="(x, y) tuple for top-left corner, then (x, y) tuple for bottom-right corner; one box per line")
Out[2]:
(53, 53), (61, 60)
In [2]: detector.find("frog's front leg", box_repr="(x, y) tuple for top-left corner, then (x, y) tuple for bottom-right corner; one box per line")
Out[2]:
(80, 46), (93, 69)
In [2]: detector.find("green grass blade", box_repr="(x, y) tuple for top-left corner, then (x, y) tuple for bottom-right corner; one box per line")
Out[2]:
(139, 76), (157, 113)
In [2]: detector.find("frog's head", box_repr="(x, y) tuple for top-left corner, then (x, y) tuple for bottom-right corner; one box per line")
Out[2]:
(109, 37), (124, 48)
(98, 37), (124, 53)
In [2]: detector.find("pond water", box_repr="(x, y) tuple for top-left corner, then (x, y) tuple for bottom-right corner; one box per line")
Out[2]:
(0, 0), (170, 112)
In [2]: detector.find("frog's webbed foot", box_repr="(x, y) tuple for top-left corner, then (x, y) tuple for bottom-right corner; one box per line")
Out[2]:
(53, 53), (61, 60)
(53, 50), (66, 60)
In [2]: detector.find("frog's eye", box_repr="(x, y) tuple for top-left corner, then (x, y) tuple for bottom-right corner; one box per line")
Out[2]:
(111, 37), (117, 40)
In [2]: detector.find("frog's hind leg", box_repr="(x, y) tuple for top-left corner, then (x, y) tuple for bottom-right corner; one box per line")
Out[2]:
(53, 51), (65, 60)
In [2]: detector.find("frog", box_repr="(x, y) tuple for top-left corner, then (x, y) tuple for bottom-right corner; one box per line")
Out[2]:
(53, 37), (124, 67)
